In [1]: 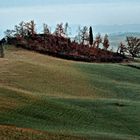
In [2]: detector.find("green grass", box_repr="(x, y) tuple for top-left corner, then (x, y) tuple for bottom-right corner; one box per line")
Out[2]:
(75, 63), (140, 101)
(0, 46), (140, 140)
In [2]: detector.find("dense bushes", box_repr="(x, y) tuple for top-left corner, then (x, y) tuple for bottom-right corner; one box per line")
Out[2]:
(7, 33), (125, 62)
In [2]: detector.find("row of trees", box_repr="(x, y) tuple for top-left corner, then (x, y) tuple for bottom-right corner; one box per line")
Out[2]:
(4, 20), (140, 58)
(5, 20), (36, 38)
(4, 20), (110, 50)
(73, 26), (109, 50)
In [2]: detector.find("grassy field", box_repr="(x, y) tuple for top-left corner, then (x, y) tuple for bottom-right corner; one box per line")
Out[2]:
(0, 46), (140, 140)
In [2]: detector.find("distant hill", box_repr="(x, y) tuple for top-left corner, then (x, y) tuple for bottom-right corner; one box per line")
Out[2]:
(108, 32), (140, 51)
(94, 24), (140, 34)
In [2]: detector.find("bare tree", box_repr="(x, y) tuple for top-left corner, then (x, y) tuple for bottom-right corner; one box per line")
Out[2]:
(64, 22), (71, 37)
(11, 21), (36, 38)
(14, 21), (27, 37)
(25, 20), (36, 36)
(64, 22), (68, 37)
(126, 36), (140, 57)
(43, 23), (51, 34)
(54, 23), (65, 37)
(103, 34), (109, 50)
(117, 42), (126, 55)
(76, 26), (89, 44)
(94, 34), (102, 48)
(4, 29), (15, 38)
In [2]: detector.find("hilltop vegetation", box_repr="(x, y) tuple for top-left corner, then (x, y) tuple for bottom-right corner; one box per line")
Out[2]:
(0, 46), (140, 139)
(4, 20), (127, 63)
(3, 21), (140, 63)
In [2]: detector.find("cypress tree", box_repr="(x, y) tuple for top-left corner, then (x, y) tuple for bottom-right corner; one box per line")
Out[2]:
(89, 26), (93, 46)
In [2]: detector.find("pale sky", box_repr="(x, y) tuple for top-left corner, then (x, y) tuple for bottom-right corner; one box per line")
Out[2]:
(0, 0), (140, 37)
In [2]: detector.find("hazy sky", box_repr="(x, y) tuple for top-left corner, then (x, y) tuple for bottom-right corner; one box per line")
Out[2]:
(0, 0), (140, 37)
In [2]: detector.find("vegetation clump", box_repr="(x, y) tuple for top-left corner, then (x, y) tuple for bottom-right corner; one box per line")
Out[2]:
(4, 20), (127, 62)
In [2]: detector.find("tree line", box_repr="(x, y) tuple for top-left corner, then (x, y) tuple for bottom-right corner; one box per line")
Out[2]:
(1, 20), (140, 60)
(4, 20), (110, 50)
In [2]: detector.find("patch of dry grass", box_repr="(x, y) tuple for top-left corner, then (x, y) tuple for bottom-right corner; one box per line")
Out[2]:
(0, 125), (88, 140)
(0, 46), (99, 98)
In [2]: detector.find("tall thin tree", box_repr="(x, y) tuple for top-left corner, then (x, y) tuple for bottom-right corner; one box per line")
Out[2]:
(89, 26), (93, 46)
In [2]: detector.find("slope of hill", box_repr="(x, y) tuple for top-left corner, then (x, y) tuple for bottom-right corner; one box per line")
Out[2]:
(0, 46), (140, 140)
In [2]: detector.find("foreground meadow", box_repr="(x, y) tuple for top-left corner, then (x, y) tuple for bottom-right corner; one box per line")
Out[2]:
(0, 46), (140, 140)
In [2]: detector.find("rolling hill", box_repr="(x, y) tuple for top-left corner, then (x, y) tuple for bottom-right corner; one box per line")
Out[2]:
(0, 46), (140, 140)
